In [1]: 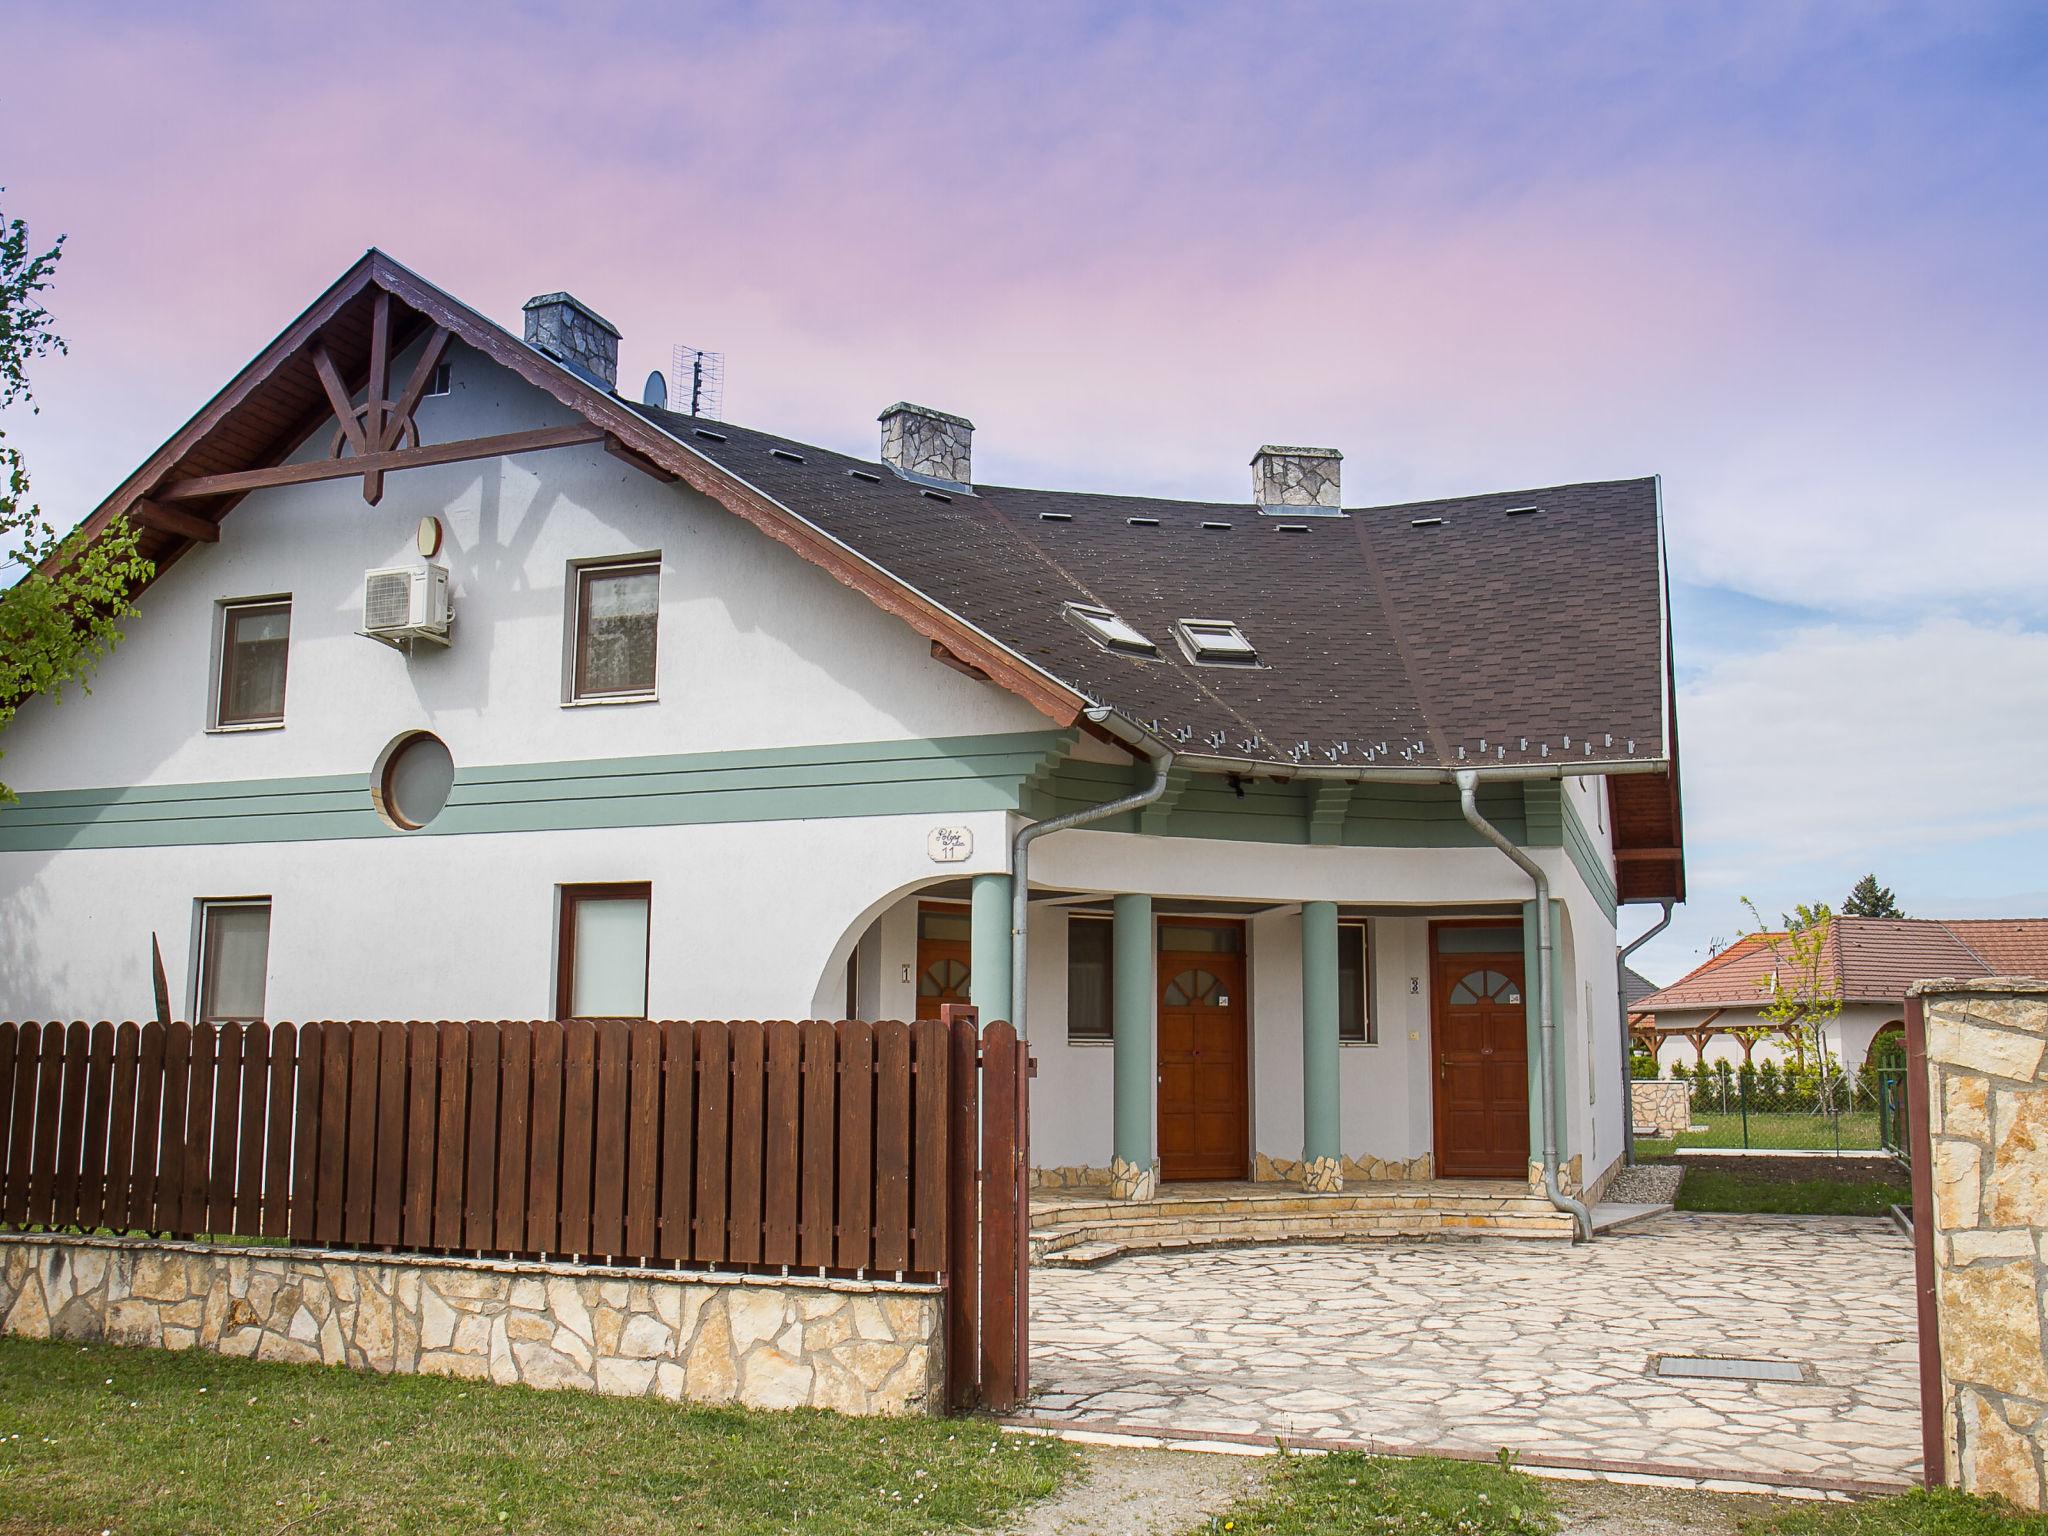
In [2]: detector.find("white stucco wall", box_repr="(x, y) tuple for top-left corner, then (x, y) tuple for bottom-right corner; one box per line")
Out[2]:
(0, 336), (1048, 799)
(0, 330), (1638, 1188)
(0, 813), (1016, 1026)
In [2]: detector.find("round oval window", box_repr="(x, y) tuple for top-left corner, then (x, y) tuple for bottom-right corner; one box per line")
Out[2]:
(373, 731), (455, 830)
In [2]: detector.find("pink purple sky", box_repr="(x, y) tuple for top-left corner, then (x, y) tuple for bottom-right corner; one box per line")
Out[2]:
(6, 1), (2047, 979)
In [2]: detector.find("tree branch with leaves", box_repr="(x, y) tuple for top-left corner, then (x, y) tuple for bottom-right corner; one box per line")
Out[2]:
(0, 193), (152, 799)
(1740, 897), (1843, 1085)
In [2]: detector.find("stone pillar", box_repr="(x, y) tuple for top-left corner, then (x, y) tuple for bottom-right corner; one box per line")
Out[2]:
(1111, 893), (1157, 1200)
(1916, 978), (2048, 1508)
(1300, 900), (1343, 1192)
(968, 873), (1013, 1024)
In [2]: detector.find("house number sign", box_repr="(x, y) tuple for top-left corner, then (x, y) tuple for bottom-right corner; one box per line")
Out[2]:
(927, 826), (973, 863)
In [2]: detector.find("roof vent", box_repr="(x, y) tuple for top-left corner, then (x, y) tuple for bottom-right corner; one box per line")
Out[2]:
(879, 402), (973, 492)
(1063, 602), (1158, 659)
(847, 468), (881, 484)
(522, 292), (620, 391)
(770, 448), (805, 463)
(1127, 516), (1160, 528)
(1252, 445), (1342, 515)
(1173, 619), (1259, 667)
(1505, 504), (1541, 517)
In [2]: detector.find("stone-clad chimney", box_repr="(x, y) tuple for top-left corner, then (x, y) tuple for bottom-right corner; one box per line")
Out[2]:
(523, 292), (621, 391)
(1252, 445), (1342, 512)
(879, 402), (974, 488)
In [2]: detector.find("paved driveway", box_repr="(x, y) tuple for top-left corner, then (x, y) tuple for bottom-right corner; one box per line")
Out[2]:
(1025, 1213), (1919, 1489)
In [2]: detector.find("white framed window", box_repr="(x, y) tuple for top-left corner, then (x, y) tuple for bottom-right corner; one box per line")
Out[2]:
(1338, 920), (1374, 1044)
(566, 558), (661, 702)
(211, 598), (291, 729)
(197, 899), (272, 1024)
(1062, 602), (1157, 659)
(1172, 618), (1259, 667)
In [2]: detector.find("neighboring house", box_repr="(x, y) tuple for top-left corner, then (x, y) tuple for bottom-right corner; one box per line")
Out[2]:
(0, 251), (1684, 1207)
(1635, 916), (2048, 1076)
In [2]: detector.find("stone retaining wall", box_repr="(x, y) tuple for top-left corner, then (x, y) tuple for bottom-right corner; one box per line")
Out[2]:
(0, 1233), (942, 1416)
(1631, 1079), (1694, 1137)
(1252, 1151), (1434, 1184)
(1916, 978), (2048, 1507)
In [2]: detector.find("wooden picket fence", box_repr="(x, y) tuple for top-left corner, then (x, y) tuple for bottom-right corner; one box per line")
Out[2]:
(0, 1010), (1030, 1411)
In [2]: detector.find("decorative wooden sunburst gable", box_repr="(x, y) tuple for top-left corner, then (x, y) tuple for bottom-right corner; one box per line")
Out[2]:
(151, 287), (603, 511)
(306, 291), (451, 505)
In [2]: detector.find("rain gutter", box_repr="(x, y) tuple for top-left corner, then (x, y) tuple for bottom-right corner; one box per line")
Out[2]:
(1618, 901), (1675, 1165)
(1008, 708), (1176, 1041)
(1456, 767), (1593, 1241)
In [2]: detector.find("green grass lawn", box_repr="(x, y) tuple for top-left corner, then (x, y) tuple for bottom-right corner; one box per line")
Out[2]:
(0, 1335), (1070, 1536)
(1193, 1451), (2048, 1536)
(1751, 1487), (2048, 1533)
(1671, 1164), (1911, 1217)
(1193, 1450), (1558, 1535)
(1634, 1110), (1882, 1157)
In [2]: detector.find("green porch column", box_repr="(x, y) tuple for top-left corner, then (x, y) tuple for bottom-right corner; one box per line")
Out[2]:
(970, 873), (1013, 1023)
(1111, 893), (1156, 1200)
(1301, 900), (1344, 1191)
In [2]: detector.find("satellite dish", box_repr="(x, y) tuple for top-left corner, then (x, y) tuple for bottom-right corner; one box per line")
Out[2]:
(642, 369), (668, 409)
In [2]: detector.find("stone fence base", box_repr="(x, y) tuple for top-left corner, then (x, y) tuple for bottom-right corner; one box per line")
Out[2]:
(1630, 1079), (1694, 1137)
(0, 1233), (941, 1416)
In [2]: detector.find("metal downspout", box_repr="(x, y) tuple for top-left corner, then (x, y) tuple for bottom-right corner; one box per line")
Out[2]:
(1456, 768), (1593, 1242)
(1009, 708), (1177, 1041)
(1617, 901), (1675, 1165)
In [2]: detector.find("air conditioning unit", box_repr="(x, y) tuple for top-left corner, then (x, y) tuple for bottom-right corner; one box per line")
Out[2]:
(360, 564), (452, 648)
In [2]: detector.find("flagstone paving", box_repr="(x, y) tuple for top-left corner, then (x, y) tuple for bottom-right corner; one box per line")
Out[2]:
(1025, 1212), (1919, 1488)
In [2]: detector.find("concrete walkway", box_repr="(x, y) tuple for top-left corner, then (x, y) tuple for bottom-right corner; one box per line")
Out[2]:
(1024, 1212), (1919, 1489)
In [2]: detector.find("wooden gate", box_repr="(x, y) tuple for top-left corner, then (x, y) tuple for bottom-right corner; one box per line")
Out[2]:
(0, 1011), (1032, 1413)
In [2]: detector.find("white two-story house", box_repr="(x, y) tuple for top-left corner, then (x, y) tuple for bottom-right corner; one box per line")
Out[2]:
(0, 251), (1685, 1229)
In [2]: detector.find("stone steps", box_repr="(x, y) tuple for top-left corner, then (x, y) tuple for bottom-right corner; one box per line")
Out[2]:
(1027, 1186), (1576, 1265)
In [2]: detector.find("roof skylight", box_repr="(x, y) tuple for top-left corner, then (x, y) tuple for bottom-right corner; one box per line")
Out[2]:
(1064, 602), (1158, 659)
(1174, 619), (1260, 667)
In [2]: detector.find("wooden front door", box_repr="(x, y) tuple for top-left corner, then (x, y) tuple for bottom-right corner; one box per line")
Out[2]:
(1432, 948), (1531, 1178)
(915, 903), (972, 1022)
(1157, 921), (1249, 1181)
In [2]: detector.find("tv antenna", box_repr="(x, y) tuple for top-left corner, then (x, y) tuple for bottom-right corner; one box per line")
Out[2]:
(670, 343), (725, 421)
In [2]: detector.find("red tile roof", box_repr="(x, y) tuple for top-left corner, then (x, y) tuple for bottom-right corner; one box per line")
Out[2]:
(1635, 916), (2048, 1015)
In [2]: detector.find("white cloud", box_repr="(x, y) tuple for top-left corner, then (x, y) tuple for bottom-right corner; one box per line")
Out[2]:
(1626, 614), (2048, 983)
(1683, 616), (2048, 872)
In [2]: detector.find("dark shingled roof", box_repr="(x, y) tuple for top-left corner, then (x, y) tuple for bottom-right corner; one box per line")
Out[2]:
(625, 402), (1668, 775)
(1622, 965), (1661, 1014)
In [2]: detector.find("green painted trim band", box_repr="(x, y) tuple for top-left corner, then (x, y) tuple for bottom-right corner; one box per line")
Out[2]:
(1027, 761), (1532, 849)
(0, 731), (1073, 852)
(1559, 793), (1620, 922)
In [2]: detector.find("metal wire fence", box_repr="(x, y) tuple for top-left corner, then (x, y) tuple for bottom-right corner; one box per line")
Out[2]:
(1641, 1061), (1906, 1157)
